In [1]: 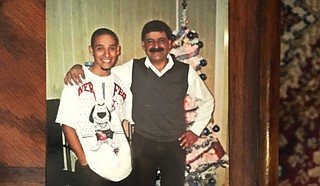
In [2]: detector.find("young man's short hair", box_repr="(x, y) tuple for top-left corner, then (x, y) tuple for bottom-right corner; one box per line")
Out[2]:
(91, 28), (119, 47)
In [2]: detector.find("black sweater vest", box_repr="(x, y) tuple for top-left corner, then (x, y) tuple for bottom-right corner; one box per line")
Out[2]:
(131, 57), (189, 142)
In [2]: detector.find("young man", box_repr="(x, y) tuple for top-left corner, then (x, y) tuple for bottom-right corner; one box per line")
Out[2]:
(64, 20), (214, 186)
(56, 28), (133, 186)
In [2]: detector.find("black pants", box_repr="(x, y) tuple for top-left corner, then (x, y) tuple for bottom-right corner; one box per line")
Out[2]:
(72, 161), (132, 186)
(130, 133), (186, 186)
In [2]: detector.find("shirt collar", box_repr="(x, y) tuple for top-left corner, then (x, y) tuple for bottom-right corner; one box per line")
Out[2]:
(144, 54), (174, 77)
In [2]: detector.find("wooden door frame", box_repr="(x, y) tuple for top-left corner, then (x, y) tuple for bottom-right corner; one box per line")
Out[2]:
(229, 0), (280, 185)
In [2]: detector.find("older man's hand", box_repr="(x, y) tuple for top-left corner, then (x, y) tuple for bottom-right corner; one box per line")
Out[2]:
(178, 130), (199, 149)
(64, 64), (85, 85)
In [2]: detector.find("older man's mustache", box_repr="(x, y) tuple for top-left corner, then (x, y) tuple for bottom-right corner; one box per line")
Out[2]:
(149, 48), (164, 52)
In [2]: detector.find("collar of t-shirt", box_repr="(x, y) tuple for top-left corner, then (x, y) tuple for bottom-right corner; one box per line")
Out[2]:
(144, 54), (174, 77)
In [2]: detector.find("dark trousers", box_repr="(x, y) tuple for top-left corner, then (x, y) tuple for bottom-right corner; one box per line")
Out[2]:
(72, 161), (132, 186)
(131, 133), (186, 186)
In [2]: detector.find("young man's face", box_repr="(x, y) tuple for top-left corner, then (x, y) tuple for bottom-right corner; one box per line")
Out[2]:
(90, 34), (120, 75)
(142, 31), (172, 64)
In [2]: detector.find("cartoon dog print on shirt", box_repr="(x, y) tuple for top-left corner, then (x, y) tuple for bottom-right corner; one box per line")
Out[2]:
(89, 100), (120, 153)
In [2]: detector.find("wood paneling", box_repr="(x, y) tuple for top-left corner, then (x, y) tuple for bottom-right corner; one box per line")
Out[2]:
(229, 0), (280, 185)
(0, 0), (46, 185)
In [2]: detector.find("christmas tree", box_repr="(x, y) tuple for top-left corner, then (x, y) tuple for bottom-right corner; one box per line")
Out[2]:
(169, 1), (229, 185)
(170, 0), (207, 81)
(183, 95), (229, 186)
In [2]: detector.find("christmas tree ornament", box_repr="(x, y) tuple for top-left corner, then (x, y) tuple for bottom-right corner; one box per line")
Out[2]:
(187, 31), (198, 40)
(212, 125), (220, 132)
(199, 73), (207, 80)
(202, 127), (210, 136)
(197, 41), (204, 49)
(208, 177), (216, 185)
(199, 59), (207, 67)
(185, 164), (192, 172)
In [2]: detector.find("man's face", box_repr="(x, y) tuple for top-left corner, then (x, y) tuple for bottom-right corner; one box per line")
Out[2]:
(142, 31), (172, 64)
(90, 34), (120, 75)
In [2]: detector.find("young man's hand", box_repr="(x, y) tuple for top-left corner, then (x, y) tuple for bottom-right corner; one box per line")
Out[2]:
(64, 64), (85, 85)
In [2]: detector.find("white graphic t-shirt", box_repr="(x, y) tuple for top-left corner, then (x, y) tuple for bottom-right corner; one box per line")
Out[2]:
(56, 66), (132, 181)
